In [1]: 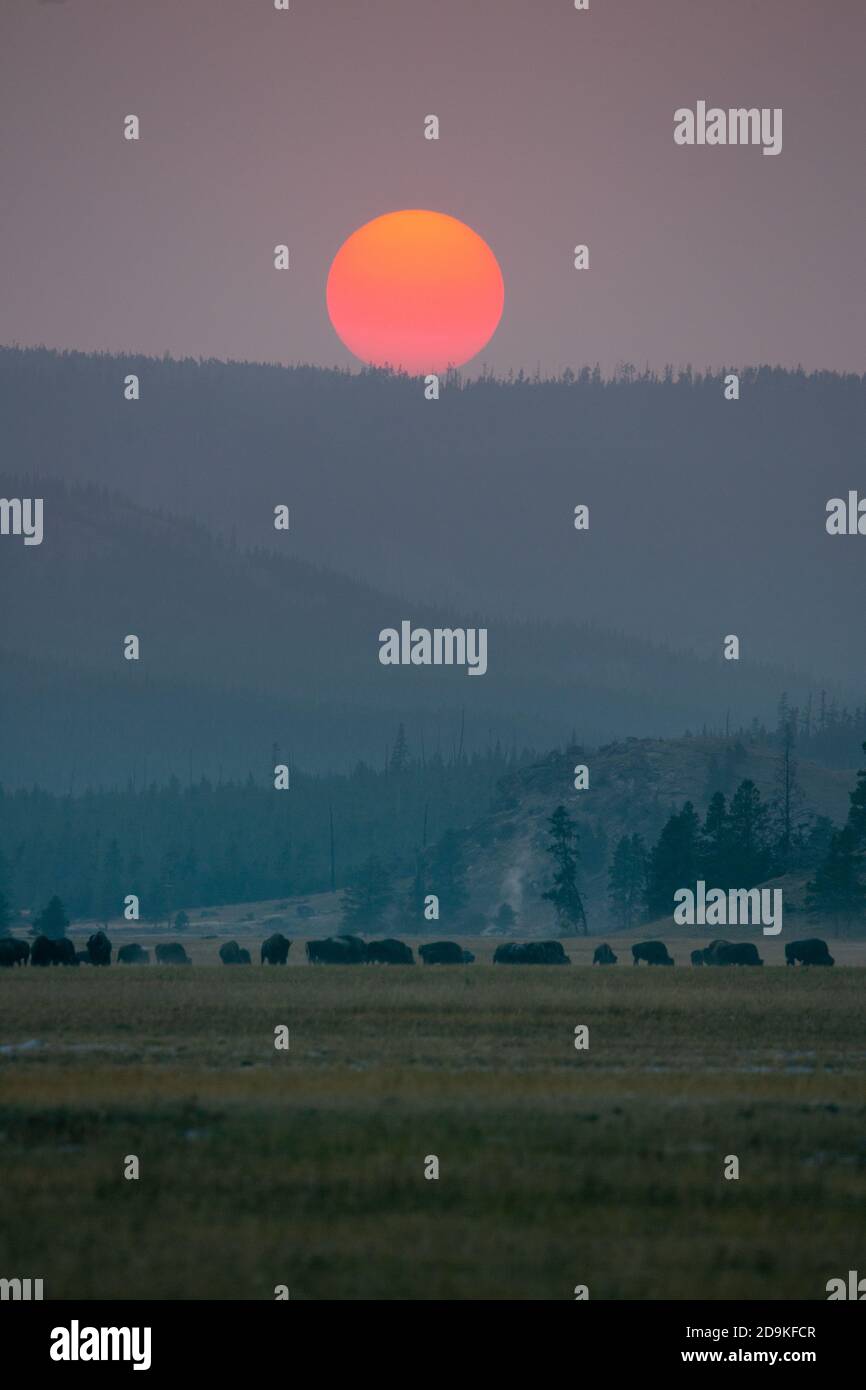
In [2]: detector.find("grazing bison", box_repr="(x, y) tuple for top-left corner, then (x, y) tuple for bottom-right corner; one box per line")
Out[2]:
(155, 942), (191, 965)
(306, 934), (368, 965)
(236, 947), (251, 965)
(700, 938), (731, 966)
(117, 943), (150, 964)
(0, 938), (29, 967)
(593, 943), (618, 965)
(494, 940), (571, 965)
(419, 940), (465, 965)
(219, 940), (242, 964)
(714, 942), (763, 966)
(86, 930), (112, 966)
(690, 949), (705, 967)
(365, 938), (414, 965)
(31, 936), (78, 966)
(260, 932), (291, 965)
(631, 940), (674, 966)
(462, 949), (475, 963)
(30, 935), (54, 967)
(75, 949), (90, 964)
(785, 938), (834, 967)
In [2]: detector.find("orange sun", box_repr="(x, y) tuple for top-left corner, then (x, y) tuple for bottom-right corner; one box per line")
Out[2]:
(326, 209), (504, 374)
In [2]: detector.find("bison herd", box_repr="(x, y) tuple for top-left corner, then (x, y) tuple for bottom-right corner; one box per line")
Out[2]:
(0, 930), (838, 970)
(587, 937), (835, 968)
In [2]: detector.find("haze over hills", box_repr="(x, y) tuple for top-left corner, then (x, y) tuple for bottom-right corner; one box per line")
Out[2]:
(0, 477), (836, 789)
(462, 734), (858, 935)
(3, 347), (865, 686)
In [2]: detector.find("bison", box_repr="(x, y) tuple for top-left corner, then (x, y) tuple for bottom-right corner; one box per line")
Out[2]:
(0, 938), (29, 967)
(155, 942), (191, 965)
(365, 938), (414, 964)
(117, 943), (150, 964)
(260, 932), (291, 965)
(785, 938), (834, 967)
(419, 940), (465, 965)
(690, 949), (705, 966)
(714, 942), (763, 966)
(86, 930), (112, 966)
(30, 935), (54, 967)
(494, 940), (570, 965)
(306, 934), (367, 965)
(593, 943), (617, 965)
(700, 938), (731, 965)
(631, 940), (674, 966)
(31, 935), (78, 966)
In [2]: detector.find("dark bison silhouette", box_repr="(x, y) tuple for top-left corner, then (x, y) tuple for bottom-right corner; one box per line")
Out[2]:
(494, 940), (570, 965)
(365, 938), (414, 964)
(260, 932), (291, 965)
(699, 938), (731, 965)
(75, 949), (90, 964)
(419, 940), (465, 965)
(632, 940), (674, 966)
(117, 943), (150, 964)
(155, 942), (191, 965)
(593, 943), (617, 965)
(715, 942), (763, 966)
(86, 930), (112, 966)
(306, 934), (367, 964)
(690, 949), (705, 966)
(0, 938), (29, 967)
(785, 938), (834, 966)
(31, 935), (78, 966)
(219, 940), (250, 965)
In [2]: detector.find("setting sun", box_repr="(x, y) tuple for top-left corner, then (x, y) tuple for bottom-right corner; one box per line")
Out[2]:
(326, 209), (504, 373)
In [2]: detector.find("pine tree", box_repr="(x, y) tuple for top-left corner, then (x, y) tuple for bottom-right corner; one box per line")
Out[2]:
(847, 742), (866, 846)
(33, 895), (69, 940)
(341, 855), (393, 932)
(388, 723), (410, 775)
(0, 892), (11, 937)
(429, 829), (469, 919)
(645, 802), (700, 919)
(542, 805), (588, 935)
(772, 714), (804, 872)
(405, 853), (427, 929)
(725, 780), (771, 886)
(607, 834), (646, 929)
(806, 826), (866, 930)
(700, 792), (728, 885)
(96, 837), (123, 926)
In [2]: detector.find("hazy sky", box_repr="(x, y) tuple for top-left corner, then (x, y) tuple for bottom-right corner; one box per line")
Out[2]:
(3, 0), (864, 375)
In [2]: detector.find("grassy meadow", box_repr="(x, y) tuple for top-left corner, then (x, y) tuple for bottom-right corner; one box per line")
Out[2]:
(1, 932), (865, 1300)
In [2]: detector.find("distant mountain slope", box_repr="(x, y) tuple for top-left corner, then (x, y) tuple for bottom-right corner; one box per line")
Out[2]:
(0, 480), (823, 787)
(460, 735), (856, 933)
(2, 346), (865, 686)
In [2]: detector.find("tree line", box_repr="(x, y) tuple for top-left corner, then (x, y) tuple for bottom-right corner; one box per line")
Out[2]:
(0, 733), (532, 927)
(605, 744), (866, 933)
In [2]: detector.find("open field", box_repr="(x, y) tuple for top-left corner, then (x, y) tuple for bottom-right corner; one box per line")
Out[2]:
(2, 939), (865, 1300)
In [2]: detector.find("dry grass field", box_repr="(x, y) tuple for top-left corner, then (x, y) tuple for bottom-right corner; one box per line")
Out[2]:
(1, 932), (865, 1300)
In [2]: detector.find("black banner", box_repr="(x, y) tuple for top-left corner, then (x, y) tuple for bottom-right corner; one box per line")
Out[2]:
(5, 1300), (861, 1375)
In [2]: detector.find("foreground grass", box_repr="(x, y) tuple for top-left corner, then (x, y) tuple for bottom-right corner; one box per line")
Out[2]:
(1, 958), (864, 1299)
